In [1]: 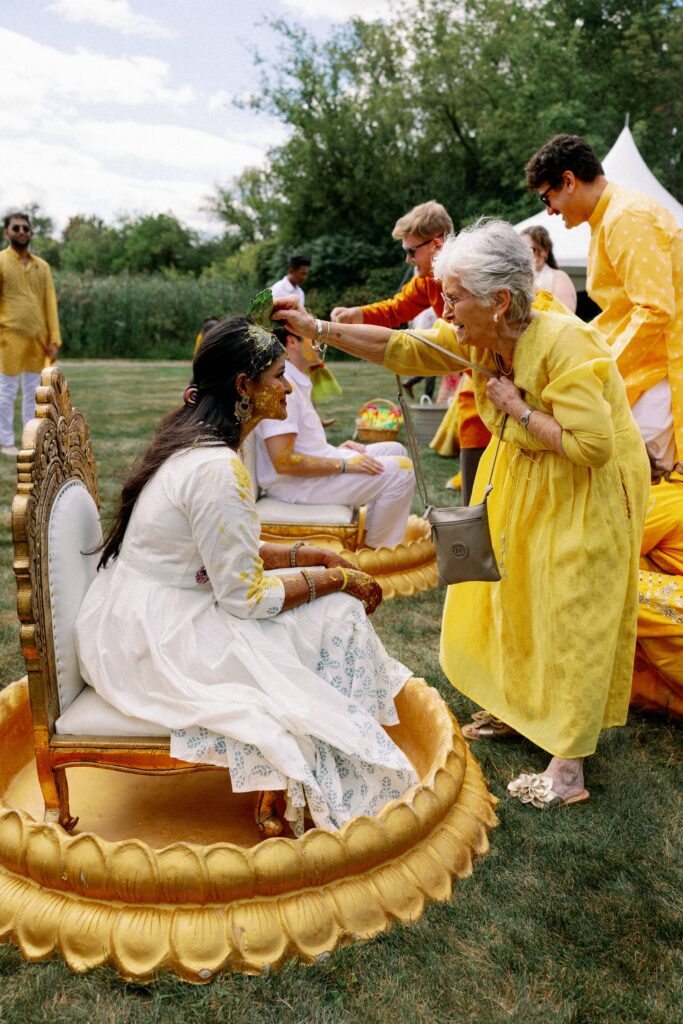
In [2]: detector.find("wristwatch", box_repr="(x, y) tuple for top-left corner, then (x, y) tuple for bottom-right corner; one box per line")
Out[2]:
(519, 407), (534, 429)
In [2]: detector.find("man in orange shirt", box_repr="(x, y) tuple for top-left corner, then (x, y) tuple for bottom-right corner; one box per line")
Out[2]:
(331, 200), (491, 503)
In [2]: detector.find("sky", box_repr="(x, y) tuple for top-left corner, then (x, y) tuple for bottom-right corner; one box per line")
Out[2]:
(1, 0), (393, 237)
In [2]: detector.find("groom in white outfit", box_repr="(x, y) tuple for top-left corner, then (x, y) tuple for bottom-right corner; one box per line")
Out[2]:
(254, 328), (416, 548)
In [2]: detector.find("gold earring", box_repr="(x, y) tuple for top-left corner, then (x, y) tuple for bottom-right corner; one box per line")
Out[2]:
(234, 393), (253, 422)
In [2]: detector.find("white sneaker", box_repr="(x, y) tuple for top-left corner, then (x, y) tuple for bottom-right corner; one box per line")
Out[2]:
(1, 445), (18, 456)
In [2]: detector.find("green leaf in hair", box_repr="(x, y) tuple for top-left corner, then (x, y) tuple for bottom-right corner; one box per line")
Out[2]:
(246, 288), (278, 330)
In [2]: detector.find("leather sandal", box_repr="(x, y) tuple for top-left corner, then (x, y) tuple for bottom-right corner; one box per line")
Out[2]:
(254, 790), (285, 838)
(461, 710), (519, 741)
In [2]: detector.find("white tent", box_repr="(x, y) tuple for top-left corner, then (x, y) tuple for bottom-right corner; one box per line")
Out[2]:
(516, 126), (683, 275)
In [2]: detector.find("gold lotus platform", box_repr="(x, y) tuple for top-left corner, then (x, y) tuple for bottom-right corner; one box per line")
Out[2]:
(261, 514), (439, 600)
(0, 676), (497, 983)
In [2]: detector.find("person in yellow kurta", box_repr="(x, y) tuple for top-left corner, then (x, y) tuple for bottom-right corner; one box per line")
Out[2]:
(631, 459), (683, 717)
(0, 211), (61, 455)
(273, 219), (650, 809)
(525, 134), (683, 468)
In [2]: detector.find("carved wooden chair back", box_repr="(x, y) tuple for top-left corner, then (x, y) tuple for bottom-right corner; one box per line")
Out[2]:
(12, 367), (221, 830)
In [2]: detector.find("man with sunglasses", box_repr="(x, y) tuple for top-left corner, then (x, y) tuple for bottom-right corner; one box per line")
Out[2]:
(331, 201), (450, 399)
(0, 212), (61, 456)
(526, 134), (683, 468)
(330, 200), (492, 502)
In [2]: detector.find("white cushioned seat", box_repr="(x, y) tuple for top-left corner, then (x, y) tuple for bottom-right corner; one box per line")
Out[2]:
(255, 497), (355, 525)
(55, 685), (170, 737)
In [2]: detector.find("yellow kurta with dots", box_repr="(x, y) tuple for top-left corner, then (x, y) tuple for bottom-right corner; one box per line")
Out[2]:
(0, 247), (61, 375)
(384, 297), (650, 757)
(587, 182), (683, 459)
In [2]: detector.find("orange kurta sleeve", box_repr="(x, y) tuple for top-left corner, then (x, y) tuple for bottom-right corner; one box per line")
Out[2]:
(361, 276), (444, 327)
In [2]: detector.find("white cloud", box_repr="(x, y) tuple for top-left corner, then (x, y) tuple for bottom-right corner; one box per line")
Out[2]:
(207, 89), (232, 113)
(45, 0), (174, 38)
(0, 29), (193, 114)
(53, 118), (271, 173)
(2, 135), (226, 233)
(280, 0), (393, 19)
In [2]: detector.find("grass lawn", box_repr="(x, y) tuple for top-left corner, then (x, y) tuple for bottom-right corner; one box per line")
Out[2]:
(0, 359), (680, 1024)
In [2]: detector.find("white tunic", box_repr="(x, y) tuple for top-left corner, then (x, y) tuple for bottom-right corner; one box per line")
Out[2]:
(254, 364), (417, 548)
(75, 445), (416, 834)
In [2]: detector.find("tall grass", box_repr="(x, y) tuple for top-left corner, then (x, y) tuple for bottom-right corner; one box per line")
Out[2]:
(56, 274), (253, 359)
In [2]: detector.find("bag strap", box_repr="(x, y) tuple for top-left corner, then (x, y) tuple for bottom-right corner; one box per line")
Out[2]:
(397, 374), (507, 509)
(400, 328), (497, 379)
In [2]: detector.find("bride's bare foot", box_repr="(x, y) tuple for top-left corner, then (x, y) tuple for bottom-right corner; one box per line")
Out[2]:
(254, 790), (284, 838)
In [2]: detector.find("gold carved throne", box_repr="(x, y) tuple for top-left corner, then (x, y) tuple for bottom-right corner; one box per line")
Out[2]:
(12, 367), (222, 831)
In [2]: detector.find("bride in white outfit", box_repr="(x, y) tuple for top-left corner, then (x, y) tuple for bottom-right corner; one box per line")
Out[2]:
(75, 316), (417, 839)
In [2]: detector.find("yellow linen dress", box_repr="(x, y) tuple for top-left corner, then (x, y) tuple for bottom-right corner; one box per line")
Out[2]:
(383, 296), (650, 757)
(632, 475), (683, 717)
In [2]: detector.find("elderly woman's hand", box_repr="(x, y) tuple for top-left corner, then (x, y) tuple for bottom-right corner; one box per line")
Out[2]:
(486, 376), (528, 419)
(272, 298), (317, 339)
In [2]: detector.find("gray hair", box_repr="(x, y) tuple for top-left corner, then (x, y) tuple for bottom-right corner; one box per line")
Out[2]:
(432, 218), (534, 323)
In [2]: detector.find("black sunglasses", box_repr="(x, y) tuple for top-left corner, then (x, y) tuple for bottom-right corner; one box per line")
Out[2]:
(9, 225), (32, 233)
(402, 237), (437, 258)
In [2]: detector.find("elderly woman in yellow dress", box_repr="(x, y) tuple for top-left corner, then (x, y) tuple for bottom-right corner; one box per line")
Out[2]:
(274, 219), (650, 808)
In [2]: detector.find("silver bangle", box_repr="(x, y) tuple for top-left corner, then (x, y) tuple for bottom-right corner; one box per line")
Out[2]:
(300, 568), (316, 603)
(290, 540), (305, 567)
(315, 319), (323, 344)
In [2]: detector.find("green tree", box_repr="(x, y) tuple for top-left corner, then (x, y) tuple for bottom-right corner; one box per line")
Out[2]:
(209, 0), (682, 259)
(112, 213), (207, 275)
(60, 215), (124, 275)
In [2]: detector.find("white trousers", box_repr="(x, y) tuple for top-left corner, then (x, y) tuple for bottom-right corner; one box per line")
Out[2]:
(266, 442), (416, 548)
(631, 379), (676, 468)
(0, 371), (41, 446)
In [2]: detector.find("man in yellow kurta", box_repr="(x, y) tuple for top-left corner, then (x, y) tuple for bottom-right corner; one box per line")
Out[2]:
(525, 134), (683, 468)
(0, 211), (61, 455)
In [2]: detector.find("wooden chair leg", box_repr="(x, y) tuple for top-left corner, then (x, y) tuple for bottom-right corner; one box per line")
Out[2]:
(41, 767), (78, 832)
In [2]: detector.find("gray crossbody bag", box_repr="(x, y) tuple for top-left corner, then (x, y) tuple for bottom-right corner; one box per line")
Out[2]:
(396, 329), (507, 585)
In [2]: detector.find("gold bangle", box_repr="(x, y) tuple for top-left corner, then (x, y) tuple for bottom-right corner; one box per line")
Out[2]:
(339, 568), (348, 592)
(300, 568), (316, 602)
(290, 540), (305, 567)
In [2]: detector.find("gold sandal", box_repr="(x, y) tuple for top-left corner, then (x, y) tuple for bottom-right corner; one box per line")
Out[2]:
(254, 790), (285, 838)
(461, 711), (519, 741)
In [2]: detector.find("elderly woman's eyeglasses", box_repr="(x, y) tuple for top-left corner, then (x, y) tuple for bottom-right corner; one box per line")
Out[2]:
(441, 292), (468, 309)
(403, 238), (436, 258)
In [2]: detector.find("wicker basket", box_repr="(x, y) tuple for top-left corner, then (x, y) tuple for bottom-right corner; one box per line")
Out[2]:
(355, 397), (402, 443)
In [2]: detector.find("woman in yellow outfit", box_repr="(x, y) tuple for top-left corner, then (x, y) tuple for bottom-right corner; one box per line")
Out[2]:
(274, 219), (650, 809)
(631, 461), (683, 717)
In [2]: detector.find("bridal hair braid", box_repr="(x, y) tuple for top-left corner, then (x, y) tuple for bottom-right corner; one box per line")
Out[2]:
(98, 316), (284, 568)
